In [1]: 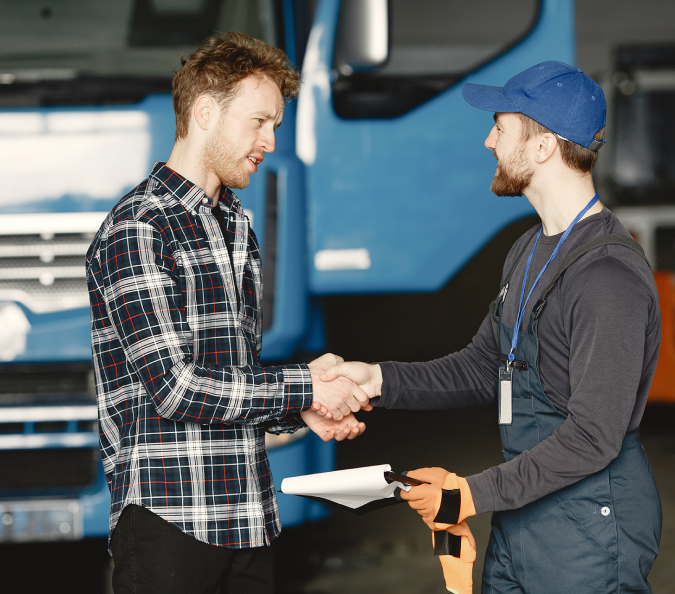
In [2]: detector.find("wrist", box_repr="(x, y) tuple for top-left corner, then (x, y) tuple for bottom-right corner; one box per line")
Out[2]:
(371, 363), (383, 396)
(438, 476), (475, 524)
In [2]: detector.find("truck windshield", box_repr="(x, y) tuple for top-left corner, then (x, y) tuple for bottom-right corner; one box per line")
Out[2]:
(0, 0), (280, 101)
(0, 0), (280, 213)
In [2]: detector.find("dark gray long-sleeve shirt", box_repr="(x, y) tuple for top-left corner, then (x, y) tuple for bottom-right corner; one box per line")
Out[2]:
(377, 208), (661, 514)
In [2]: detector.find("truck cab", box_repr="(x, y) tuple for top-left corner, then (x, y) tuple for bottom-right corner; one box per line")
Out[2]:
(0, 0), (572, 544)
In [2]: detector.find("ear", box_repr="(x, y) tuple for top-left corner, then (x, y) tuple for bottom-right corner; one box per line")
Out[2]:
(193, 94), (217, 132)
(533, 132), (558, 164)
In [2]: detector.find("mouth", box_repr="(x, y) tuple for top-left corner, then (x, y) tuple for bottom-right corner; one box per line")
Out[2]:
(247, 155), (264, 172)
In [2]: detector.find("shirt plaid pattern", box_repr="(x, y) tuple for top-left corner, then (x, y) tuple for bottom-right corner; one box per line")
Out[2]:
(86, 162), (312, 549)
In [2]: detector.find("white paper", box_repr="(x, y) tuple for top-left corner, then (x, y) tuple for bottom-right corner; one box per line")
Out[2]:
(280, 463), (411, 509)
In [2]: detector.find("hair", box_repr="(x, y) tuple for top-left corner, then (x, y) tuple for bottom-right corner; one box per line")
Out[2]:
(172, 32), (301, 141)
(516, 113), (605, 174)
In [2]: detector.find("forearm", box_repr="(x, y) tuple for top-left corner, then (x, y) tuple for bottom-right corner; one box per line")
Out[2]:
(98, 219), (313, 425)
(148, 359), (313, 424)
(376, 315), (499, 409)
(466, 413), (633, 514)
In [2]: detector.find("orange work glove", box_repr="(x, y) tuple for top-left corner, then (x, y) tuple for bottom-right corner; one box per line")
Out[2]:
(434, 521), (476, 594)
(400, 467), (476, 530)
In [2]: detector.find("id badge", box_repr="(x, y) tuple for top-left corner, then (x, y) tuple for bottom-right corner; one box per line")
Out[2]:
(499, 367), (513, 425)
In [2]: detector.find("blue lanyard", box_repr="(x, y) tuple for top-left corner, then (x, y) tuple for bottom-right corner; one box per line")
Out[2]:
(507, 193), (600, 363)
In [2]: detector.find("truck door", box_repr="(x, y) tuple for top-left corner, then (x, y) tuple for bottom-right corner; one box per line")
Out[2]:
(298, 0), (574, 295)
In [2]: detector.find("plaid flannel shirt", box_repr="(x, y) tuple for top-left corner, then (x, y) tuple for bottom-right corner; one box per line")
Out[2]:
(86, 162), (313, 549)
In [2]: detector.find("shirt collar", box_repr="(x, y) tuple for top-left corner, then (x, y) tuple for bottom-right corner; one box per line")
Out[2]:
(149, 162), (243, 213)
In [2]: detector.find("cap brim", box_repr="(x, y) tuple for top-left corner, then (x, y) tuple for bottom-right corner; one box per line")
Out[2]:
(462, 83), (519, 113)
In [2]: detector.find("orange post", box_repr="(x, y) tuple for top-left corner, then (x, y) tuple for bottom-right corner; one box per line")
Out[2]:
(649, 271), (675, 403)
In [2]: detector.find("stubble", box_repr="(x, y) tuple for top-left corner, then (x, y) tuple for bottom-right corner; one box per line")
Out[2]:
(202, 120), (251, 190)
(490, 143), (534, 197)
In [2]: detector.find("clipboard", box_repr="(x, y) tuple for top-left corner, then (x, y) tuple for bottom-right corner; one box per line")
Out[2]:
(280, 464), (428, 515)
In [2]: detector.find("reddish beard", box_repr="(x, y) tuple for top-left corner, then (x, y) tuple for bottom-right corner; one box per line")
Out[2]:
(202, 120), (252, 190)
(490, 143), (533, 197)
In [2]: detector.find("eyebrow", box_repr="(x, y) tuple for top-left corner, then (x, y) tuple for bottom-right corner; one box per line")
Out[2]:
(493, 113), (500, 124)
(252, 111), (276, 119)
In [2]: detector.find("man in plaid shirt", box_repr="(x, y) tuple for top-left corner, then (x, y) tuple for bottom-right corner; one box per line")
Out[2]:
(86, 33), (368, 594)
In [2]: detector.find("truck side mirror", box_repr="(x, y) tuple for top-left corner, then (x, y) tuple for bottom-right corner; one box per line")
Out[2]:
(335, 0), (389, 75)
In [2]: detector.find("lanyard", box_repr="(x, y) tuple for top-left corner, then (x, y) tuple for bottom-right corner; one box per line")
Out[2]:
(507, 193), (599, 364)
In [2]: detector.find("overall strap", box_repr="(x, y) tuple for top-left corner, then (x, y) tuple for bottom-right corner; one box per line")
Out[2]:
(531, 234), (650, 319)
(489, 226), (542, 344)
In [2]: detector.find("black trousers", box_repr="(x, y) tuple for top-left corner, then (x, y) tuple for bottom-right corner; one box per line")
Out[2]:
(111, 505), (275, 594)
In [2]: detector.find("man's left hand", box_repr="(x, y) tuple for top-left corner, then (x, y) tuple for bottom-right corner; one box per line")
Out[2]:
(300, 407), (366, 442)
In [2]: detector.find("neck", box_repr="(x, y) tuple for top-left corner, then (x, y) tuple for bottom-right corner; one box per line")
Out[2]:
(166, 139), (222, 205)
(524, 169), (602, 236)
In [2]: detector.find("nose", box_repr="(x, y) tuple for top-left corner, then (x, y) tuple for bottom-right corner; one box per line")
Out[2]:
(485, 125), (498, 151)
(260, 127), (276, 154)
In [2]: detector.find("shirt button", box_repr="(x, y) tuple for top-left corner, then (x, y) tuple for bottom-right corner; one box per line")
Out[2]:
(226, 277), (231, 285)
(601, 506), (610, 516)
(191, 210), (196, 215)
(202, 198), (208, 204)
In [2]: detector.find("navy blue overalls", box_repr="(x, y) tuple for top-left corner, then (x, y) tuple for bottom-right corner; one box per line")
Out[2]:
(482, 234), (662, 594)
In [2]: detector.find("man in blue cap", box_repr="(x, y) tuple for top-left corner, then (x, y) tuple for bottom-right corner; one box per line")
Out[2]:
(320, 62), (662, 593)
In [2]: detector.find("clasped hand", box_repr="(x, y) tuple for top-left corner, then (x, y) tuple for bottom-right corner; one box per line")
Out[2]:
(300, 354), (381, 443)
(312, 357), (382, 418)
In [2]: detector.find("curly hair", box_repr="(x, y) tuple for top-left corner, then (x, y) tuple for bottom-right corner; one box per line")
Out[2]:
(172, 32), (301, 141)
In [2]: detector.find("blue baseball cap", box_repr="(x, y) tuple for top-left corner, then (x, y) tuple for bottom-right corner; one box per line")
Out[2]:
(462, 61), (606, 151)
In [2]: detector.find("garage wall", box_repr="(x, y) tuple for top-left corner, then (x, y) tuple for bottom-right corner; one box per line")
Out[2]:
(577, 0), (675, 77)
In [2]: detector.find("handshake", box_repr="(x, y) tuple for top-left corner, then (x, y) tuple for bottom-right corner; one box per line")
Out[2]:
(298, 353), (381, 443)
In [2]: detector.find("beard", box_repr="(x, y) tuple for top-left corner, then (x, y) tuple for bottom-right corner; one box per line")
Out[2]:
(490, 143), (533, 197)
(202, 121), (252, 190)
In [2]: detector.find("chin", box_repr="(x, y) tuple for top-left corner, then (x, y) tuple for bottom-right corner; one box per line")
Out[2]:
(230, 180), (250, 190)
(220, 175), (251, 190)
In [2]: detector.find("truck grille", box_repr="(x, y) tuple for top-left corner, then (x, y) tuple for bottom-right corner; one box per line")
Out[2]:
(0, 448), (99, 490)
(0, 362), (95, 406)
(0, 213), (107, 313)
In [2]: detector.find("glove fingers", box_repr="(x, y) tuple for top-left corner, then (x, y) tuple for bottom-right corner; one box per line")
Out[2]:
(438, 551), (473, 594)
(407, 467), (450, 484)
(404, 498), (427, 510)
(404, 484), (434, 500)
(447, 521), (476, 551)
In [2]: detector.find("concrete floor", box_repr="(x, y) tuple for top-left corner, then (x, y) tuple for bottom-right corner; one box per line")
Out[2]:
(275, 403), (675, 594)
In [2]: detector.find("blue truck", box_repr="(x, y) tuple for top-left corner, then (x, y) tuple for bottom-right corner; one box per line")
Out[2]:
(0, 0), (571, 543)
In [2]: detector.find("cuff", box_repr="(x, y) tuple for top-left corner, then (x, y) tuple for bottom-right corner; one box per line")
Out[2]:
(434, 530), (462, 557)
(281, 364), (314, 414)
(465, 472), (495, 515)
(375, 361), (401, 408)
(266, 412), (305, 435)
(434, 489), (461, 525)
